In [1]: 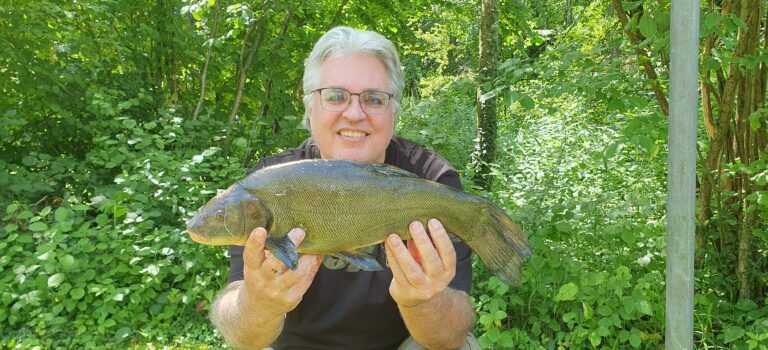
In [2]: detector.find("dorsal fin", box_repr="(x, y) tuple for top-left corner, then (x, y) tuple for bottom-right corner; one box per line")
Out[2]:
(362, 162), (420, 179)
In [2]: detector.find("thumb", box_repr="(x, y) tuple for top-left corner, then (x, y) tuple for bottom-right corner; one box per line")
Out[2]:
(287, 227), (306, 246)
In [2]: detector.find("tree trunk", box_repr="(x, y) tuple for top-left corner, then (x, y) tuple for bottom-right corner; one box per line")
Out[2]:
(474, 0), (500, 190)
(698, 0), (763, 299)
(617, 0), (766, 300)
(228, 0), (272, 124)
(193, 6), (220, 121)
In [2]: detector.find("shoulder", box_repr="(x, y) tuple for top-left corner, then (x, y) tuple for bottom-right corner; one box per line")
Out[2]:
(387, 136), (463, 190)
(245, 138), (320, 175)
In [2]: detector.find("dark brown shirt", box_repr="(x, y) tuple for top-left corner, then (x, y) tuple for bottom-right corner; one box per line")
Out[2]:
(228, 136), (473, 350)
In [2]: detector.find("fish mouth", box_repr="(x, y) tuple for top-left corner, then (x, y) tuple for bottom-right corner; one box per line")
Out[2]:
(187, 229), (212, 244)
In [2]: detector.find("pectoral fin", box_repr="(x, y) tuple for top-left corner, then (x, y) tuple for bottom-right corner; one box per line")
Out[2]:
(333, 250), (383, 271)
(266, 235), (299, 270)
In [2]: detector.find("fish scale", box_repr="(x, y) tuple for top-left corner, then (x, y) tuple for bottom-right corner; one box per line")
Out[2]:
(187, 159), (532, 285)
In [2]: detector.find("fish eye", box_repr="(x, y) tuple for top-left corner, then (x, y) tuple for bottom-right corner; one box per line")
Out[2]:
(215, 209), (225, 220)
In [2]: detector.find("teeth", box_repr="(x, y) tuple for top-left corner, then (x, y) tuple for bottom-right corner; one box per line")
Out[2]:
(339, 130), (367, 138)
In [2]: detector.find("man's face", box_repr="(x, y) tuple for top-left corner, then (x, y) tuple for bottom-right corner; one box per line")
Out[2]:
(307, 54), (395, 163)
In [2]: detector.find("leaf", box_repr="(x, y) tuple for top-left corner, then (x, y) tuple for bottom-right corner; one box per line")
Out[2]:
(122, 119), (137, 129)
(54, 207), (71, 222)
(493, 310), (507, 320)
(519, 95), (535, 110)
(48, 273), (65, 288)
(6, 203), (19, 214)
(114, 327), (131, 342)
(723, 326), (745, 343)
(479, 313), (493, 326)
(70, 288), (85, 300)
(28, 222), (48, 232)
(589, 331), (601, 347)
(583, 302), (593, 319)
(39, 206), (51, 217)
(620, 230), (636, 245)
(602, 141), (621, 161)
(639, 14), (657, 38)
(637, 300), (653, 315)
(607, 99), (624, 112)
(485, 327), (501, 342)
(748, 109), (764, 131)
(554, 283), (578, 301)
(622, 1), (643, 11)
(60, 254), (76, 270)
(233, 137), (248, 149)
(555, 222), (572, 233)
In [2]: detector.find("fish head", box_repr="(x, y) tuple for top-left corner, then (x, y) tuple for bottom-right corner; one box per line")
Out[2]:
(186, 184), (271, 246)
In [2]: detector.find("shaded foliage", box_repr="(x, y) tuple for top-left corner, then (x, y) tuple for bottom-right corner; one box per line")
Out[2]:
(1, 0), (767, 348)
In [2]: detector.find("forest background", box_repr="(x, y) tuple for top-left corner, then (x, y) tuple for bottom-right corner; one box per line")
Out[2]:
(1, 0), (767, 349)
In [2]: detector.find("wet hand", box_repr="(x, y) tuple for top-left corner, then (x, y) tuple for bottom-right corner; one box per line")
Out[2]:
(385, 219), (457, 308)
(240, 227), (322, 321)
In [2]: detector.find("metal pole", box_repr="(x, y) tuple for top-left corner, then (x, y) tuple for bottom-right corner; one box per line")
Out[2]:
(666, 0), (699, 348)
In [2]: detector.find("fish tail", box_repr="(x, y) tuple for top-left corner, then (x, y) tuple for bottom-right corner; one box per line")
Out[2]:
(266, 235), (299, 270)
(470, 199), (532, 286)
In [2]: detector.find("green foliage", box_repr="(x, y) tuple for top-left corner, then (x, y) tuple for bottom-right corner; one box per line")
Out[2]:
(1, 201), (226, 348)
(1, 0), (765, 348)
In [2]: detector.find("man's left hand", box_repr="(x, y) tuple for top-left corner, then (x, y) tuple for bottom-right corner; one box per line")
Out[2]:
(384, 218), (457, 308)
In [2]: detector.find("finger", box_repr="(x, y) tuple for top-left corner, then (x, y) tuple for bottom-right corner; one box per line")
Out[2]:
(406, 240), (422, 266)
(385, 234), (407, 282)
(285, 255), (323, 300)
(408, 221), (443, 276)
(386, 234), (426, 286)
(262, 228), (305, 277)
(427, 219), (457, 273)
(276, 253), (321, 288)
(243, 228), (268, 271)
(287, 227), (306, 246)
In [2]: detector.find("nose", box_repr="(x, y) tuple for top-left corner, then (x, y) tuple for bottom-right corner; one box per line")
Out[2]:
(342, 95), (367, 121)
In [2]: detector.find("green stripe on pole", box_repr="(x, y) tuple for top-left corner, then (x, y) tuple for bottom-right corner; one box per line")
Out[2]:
(666, 0), (699, 349)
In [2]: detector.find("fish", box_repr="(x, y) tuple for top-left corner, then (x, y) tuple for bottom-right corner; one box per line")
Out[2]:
(186, 159), (532, 285)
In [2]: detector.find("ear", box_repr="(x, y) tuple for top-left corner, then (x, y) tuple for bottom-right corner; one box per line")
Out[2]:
(305, 106), (315, 133)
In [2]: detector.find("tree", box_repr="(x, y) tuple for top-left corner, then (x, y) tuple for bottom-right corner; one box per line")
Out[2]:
(612, 0), (767, 300)
(474, 0), (501, 190)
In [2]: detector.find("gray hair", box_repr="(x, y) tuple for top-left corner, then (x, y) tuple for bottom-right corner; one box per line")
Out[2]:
(302, 26), (404, 130)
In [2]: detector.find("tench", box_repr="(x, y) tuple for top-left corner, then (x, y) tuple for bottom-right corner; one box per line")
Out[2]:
(187, 159), (531, 285)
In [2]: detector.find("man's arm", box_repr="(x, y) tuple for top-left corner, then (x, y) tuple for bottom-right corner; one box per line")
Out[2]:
(210, 228), (322, 350)
(210, 281), (285, 350)
(398, 288), (474, 349)
(385, 220), (475, 349)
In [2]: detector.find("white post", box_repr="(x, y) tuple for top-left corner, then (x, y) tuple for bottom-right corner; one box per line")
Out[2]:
(666, 0), (699, 349)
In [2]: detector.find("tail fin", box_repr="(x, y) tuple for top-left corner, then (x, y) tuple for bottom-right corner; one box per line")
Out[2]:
(469, 199), (532, 286)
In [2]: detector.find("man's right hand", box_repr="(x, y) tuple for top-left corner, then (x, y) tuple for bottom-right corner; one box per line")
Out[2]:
(238, 227), (323, 323)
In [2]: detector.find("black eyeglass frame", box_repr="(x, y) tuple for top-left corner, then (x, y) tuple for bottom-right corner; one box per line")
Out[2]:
(312, 87), (395, 115)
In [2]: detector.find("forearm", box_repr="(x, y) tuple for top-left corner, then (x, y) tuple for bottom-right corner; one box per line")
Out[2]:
(398, 288), (474, 350)
(210, 281), (284, 350)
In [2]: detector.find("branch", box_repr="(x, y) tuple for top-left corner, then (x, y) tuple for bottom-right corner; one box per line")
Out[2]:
(610, 0), (669, 116)
(228, 0), (273, 124)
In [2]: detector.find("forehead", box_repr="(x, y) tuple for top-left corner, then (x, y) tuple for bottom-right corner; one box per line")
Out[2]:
(319, 54), (389, 91)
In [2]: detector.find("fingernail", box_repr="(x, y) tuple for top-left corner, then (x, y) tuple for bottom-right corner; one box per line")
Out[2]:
(288, 228), (305, 241)
(428, 219), (439, 229)
(410, 221), (423, 231)
(389, 235), (400, 245)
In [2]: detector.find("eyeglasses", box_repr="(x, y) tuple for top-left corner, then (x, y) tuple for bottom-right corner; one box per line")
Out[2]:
(313, 87), (394, 115)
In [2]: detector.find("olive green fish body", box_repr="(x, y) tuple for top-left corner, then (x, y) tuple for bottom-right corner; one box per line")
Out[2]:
(187, 160), (531, 285)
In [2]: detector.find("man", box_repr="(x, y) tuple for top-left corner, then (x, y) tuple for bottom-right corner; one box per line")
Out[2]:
(210, 26), (478, 350)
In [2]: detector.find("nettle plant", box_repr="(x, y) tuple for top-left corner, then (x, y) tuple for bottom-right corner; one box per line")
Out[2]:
(0, 112), (250, 347)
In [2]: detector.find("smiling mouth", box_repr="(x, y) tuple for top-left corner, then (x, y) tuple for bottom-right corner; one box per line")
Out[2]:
(338, 130), (368, 138)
